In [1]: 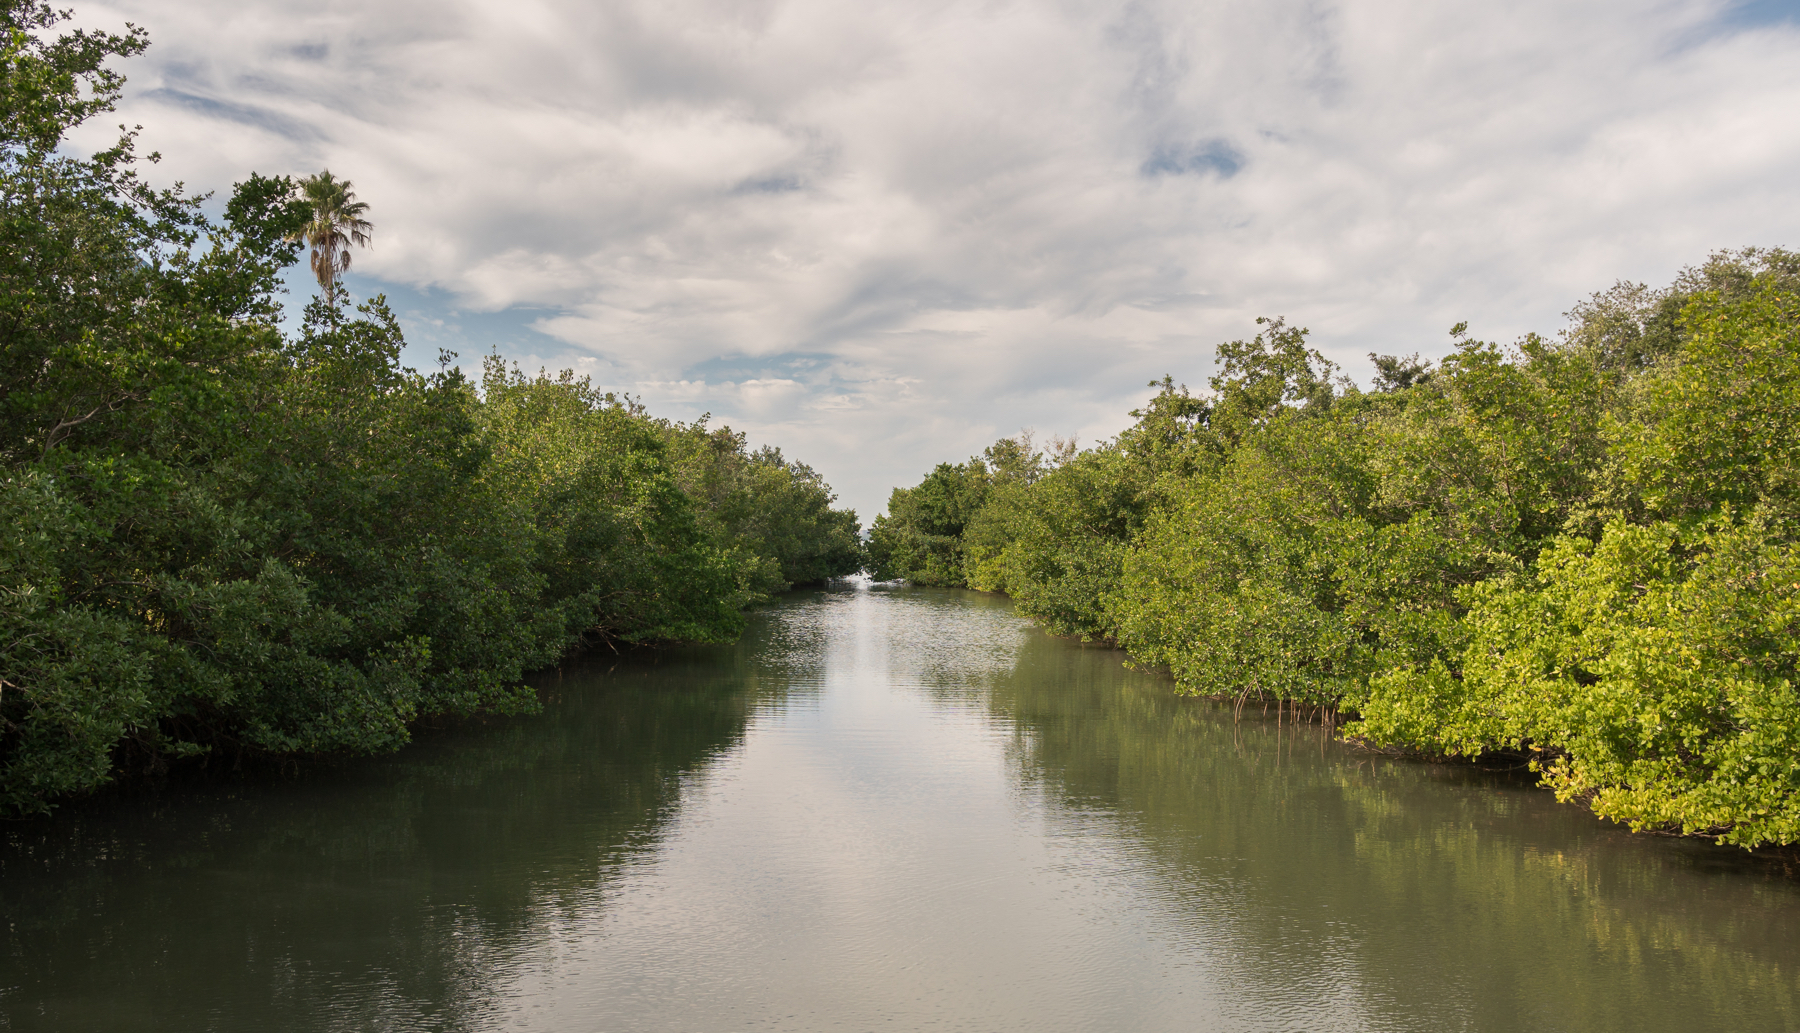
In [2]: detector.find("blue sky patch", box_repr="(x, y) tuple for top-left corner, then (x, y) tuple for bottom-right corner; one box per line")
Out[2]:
(1141, 139), (1244, 178)
(278, 269), (564, 375)
(1717, 0), (1800, 28)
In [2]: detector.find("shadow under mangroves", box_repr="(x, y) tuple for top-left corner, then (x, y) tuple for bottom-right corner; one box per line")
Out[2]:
(0, 630), (795, 1033)
(972, 619), (1800, 1032)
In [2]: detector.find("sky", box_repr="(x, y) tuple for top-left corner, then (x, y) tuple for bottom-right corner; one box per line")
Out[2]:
(66, 0), (1800, 521)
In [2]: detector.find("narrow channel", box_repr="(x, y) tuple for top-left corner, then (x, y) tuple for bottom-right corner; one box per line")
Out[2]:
(4, 583), (1798, 1032)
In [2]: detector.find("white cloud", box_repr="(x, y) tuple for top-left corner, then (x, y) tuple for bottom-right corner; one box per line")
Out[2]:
(67, 0), (1800, 519)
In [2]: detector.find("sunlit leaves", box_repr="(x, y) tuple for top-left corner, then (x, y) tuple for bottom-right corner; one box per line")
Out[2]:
(879, 249), (1800, 847)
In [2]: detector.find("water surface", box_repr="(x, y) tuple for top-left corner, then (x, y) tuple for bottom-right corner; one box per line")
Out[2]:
(4, 583), (1799, 1031)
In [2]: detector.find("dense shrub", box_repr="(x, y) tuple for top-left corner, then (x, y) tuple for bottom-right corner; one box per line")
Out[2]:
(0, 2), (859, 812)
(875, 251), (1800, 847)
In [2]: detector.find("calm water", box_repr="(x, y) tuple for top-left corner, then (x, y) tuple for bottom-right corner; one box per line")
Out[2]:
(4, 583), (1800, 1032)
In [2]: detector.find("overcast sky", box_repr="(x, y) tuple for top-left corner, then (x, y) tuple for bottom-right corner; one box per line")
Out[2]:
(69, 0), (1800, 520)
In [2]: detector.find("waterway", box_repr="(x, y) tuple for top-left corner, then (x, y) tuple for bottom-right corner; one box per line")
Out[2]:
(4, 583), (1799, 1031)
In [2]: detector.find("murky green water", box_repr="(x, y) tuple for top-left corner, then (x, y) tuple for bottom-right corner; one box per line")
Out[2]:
(4, 583), (1800, 1032)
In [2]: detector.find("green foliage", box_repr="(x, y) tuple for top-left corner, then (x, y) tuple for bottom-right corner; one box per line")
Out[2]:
(1119, 409), (1386, 706)
(0, 5), (854, 813)
(879, 381), (1218, 638)
(660, 421), (863, 594)
(1367, 516), (1800, 848)
(1207, 317), (1341, 445)
(1352, 256), (1800, 845)
(480, 363), (711, 640)
(0, 1), (145, 152)
(1105, 316), (1617, 714)
(877, 249), (1800, 847)
(867, 461), (990, 585)
(1607, 256), (1800, 520)
(964, 449), (1140, 639)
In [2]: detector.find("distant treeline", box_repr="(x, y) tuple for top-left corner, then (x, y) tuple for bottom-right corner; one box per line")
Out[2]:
(870, 250), (1800, 849)
(0, 5), (860, 812)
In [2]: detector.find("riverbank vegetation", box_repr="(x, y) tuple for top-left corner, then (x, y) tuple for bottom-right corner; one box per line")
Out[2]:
(0, 3), (859, 813)
(871, 251), (1800, 848)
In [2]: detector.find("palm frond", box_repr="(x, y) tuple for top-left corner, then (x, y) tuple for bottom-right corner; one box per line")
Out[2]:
(290, 169), (374, 291)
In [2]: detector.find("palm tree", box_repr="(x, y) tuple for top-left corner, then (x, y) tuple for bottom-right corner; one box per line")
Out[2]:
(290, 170), (372, 293)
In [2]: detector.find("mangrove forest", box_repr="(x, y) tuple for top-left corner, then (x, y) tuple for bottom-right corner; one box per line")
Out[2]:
(870, 249), (1800, 849)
